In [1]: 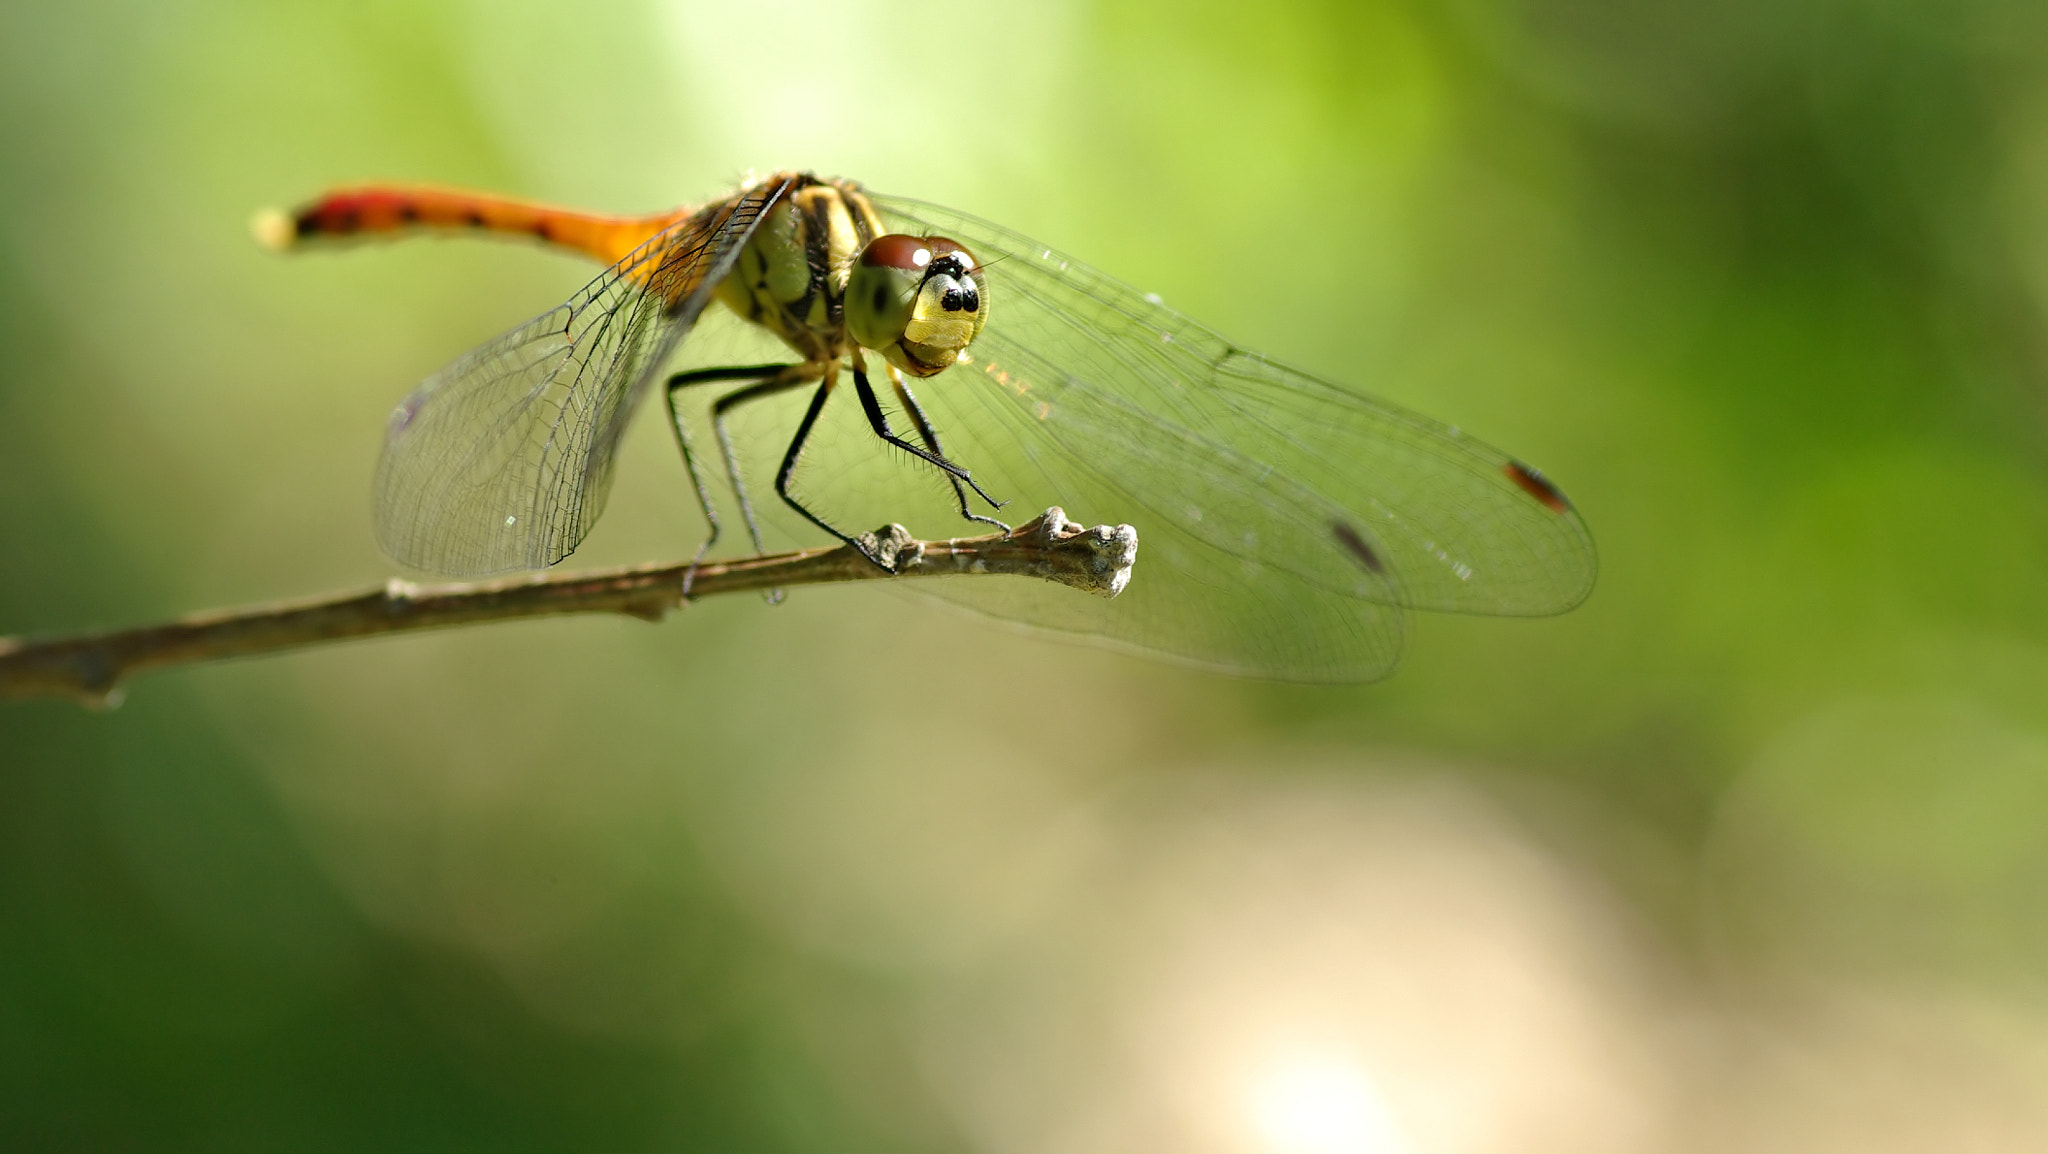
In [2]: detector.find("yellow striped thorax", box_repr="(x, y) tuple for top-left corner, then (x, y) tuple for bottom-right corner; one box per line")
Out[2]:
(714, 174), (988, 378)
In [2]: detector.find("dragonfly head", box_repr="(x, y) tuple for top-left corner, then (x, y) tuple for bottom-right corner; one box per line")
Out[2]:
(845, 234), (988, 377)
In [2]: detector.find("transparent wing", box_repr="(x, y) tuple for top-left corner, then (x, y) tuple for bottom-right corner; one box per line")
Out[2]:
(372, 178), (790, 576)
(852, 192), (1598, 681)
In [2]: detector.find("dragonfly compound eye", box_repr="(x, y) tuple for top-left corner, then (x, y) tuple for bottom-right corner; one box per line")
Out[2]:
(847, 234), (988, 377)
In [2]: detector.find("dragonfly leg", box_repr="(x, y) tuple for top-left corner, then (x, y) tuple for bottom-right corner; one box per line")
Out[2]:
(703, 365), (826, 555)
(850, 360), (1007, 513)
(888, 367), (1011, 534)
(665, 363), (805, 590)
(774, 374), (894, 571)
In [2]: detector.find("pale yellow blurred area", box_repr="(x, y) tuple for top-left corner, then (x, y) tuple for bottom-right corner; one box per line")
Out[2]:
(202, 639), (2048, 1151)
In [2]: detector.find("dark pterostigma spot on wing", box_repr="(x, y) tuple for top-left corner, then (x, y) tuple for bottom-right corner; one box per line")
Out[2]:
(1331, 520), (1386, 574)
(1502, 460), (1572, 514)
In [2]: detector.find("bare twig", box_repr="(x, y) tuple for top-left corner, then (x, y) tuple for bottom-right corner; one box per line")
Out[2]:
(0, 508), (1139, 709)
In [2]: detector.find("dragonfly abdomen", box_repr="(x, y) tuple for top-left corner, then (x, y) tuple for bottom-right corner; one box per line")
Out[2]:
(252, 185), (686, 269)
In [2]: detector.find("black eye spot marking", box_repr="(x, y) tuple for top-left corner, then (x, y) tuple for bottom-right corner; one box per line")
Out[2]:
(1331, 520), (1385, 574)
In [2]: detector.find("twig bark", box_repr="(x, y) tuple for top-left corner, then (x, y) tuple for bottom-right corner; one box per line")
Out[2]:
(0, 508), (1138, 709)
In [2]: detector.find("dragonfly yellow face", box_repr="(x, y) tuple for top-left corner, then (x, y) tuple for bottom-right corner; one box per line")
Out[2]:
(257, 170), (1597, 681)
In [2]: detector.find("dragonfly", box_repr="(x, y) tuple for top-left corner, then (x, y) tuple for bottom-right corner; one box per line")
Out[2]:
(255, 171), (1595, 681)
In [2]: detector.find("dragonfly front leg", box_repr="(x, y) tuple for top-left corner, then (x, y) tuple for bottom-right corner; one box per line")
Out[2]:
(888, 367), (1011, 534)
(850, 359), (1007, 514)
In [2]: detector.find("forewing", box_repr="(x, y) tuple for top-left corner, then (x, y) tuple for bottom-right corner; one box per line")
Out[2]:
(869, 193), (1597, 680)
(373, 179), (790, 576)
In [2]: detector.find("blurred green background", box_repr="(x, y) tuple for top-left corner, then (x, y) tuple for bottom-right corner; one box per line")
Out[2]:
(8, 0), (2048, 1149)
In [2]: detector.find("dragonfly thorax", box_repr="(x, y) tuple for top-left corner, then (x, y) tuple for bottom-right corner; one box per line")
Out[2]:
(712, 176), (987, 378)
